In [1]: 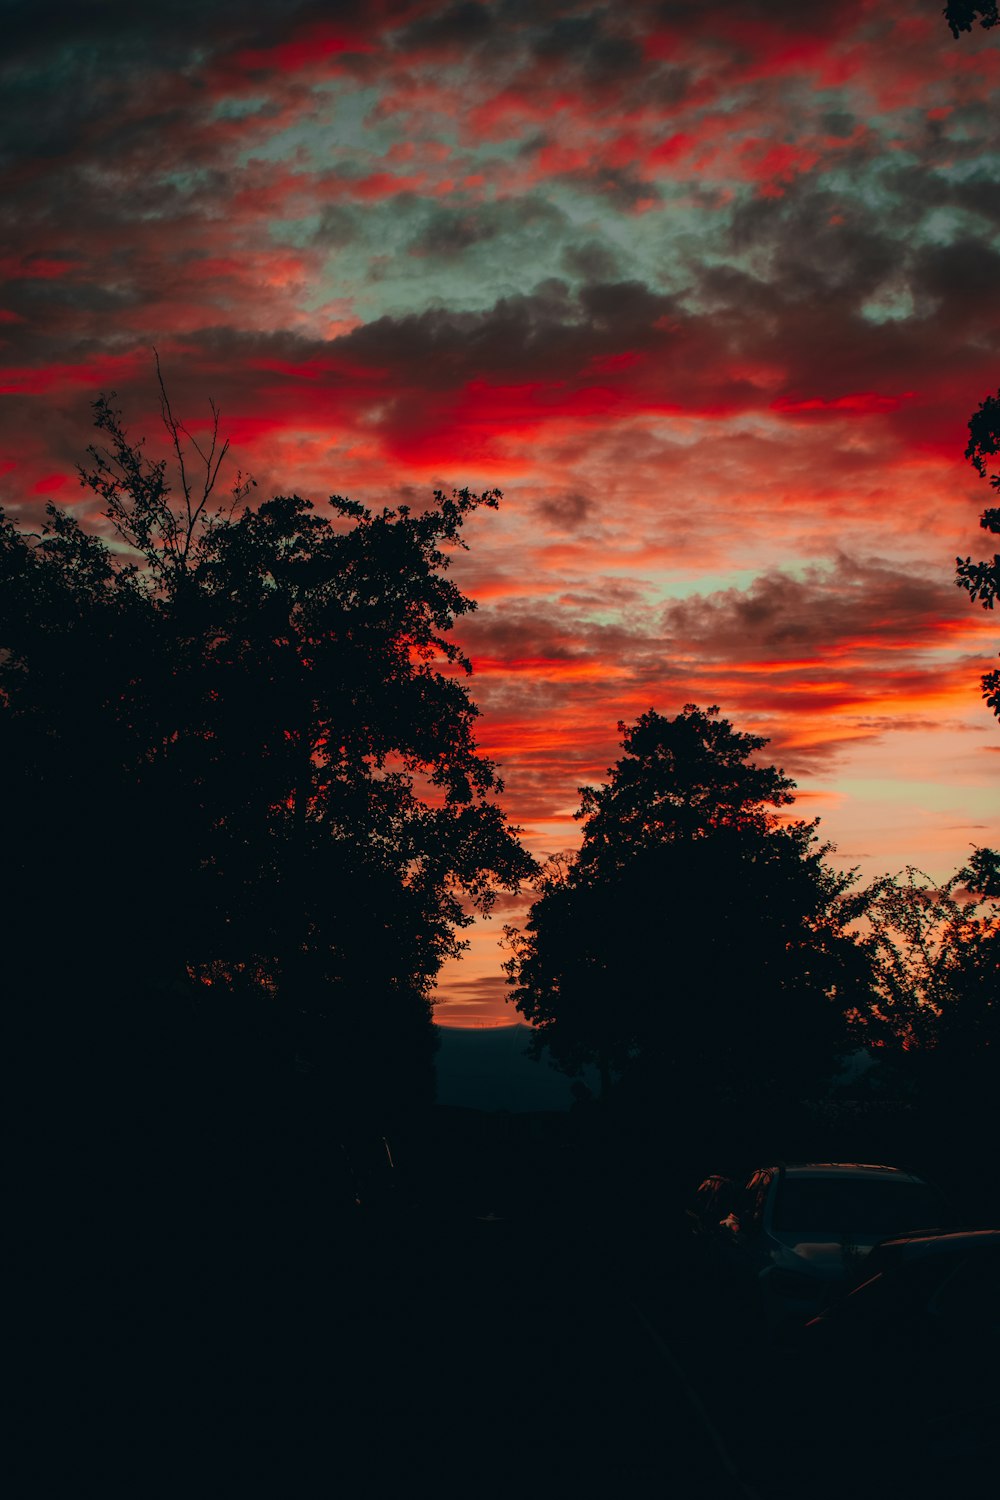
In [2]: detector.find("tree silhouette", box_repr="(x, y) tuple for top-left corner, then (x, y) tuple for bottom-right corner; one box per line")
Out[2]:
(851, 851), (1000, 1172)
(945, 2), (999, 37)
(2, 383), (533, 1189)
(505, 706), (870, 1145)
(859, 852), (1000, 1055)
(956, 388), (1000, 718)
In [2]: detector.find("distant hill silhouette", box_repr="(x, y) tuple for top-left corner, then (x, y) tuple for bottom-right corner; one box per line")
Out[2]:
(434, 1023), (590, 1112)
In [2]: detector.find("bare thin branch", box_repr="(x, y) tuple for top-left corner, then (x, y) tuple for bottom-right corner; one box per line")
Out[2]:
(154, 347), (193, 544)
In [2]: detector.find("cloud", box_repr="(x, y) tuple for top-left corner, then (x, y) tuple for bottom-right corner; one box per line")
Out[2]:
(534, 491), (594, 530)
(3, 0), (1000, 1022)
(560, 239), (623, 282)
(439, 551), (996, 828)
(405, 194), (566, 259)
(662, 555), (979, 660)
(396, 1), (497, 56)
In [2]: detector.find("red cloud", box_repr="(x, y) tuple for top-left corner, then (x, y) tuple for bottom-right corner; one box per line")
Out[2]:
(232, 26), (376, 75)
(0, 351), (150, 397)
(0, 257), (79, 281)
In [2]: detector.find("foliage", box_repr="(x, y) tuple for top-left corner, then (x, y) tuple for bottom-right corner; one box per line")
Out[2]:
(956, 388), (1000, 716)
(859, 852), (1000, 1060)
(1, 381), (533, 1124)
(574, 705), (796, 869)
(505, 706), (871, 1125)
(945, 2), (999, 37)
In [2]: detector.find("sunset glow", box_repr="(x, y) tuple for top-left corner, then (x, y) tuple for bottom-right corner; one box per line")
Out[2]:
(2, 2), (998, 1023)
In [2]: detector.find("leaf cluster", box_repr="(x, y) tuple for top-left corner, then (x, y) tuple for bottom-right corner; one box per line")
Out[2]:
(956, 388), (1000, 714)
(859, 853), (1000, 1056)
(945, 2), (999, 37)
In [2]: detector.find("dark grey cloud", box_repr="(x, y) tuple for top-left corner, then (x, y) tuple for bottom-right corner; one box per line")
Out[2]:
(0, 0), (316, 61)
(728, 190), (897, 304)
(722, 159), (1000, 351)
(883, 166), (1000, 228)
(820, 110), (857, 137)
(459, 602), (612, 663)
(531, 12), (644, 85)
(560, 240), (622, 282)
(4, 275), (140, 319)
(555, 579), (649, 609)
(909, 238), (1000, 328)
(682, 172), (1000, 450)
(338, 277), (676, 385)
(0, 0), (387, 172)
(398, 1), (495, 51)
(535, 491), (594, 529)
(396, 1), (670, 104)
(406, 195), (565, 259)
(314, 204), (361, 247)
(662, 555), (972, 661)
(556, 165), (663, 212)
(576, 277), (668, 328)
(531, 12), (603, 61)
(654, 0), (865, 36)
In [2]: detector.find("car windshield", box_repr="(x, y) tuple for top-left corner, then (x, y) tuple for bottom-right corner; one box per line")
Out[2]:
(772, 1177), (947, 1236)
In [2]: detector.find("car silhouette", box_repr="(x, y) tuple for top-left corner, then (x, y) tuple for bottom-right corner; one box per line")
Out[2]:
(708, 1162), (951, 1323)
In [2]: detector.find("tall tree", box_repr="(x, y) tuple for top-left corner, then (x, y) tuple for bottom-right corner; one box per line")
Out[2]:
(956, 389), (1000, 718)
(506, 706), (870, 1139)
(2, 384), (533, 1143)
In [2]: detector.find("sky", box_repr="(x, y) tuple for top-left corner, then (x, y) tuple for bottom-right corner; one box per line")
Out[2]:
(2, 1), (999, 1025)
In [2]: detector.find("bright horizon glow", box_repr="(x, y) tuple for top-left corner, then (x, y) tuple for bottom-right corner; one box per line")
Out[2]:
(436, 1019), (524, 1031)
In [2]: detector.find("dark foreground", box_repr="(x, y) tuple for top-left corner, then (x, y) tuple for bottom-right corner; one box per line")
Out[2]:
(52, 1108), (995, 1498)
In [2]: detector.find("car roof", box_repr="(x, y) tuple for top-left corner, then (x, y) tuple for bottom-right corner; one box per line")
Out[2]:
(763, 1163), (927, 1183)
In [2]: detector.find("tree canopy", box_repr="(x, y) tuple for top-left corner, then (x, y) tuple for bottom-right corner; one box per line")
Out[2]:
(505, 706), (870, 1137)
(2, 383), (533, 1132)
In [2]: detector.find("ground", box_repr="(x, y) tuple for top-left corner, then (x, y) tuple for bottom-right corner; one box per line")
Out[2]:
(63, 1107), (990, 1497)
